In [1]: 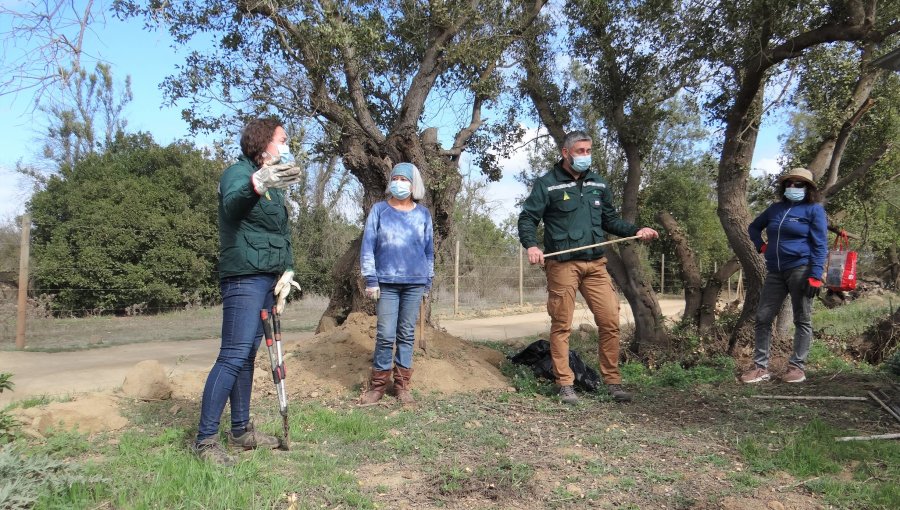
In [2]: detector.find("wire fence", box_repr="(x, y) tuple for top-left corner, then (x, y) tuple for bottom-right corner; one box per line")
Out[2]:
(2, 220), (752, 349)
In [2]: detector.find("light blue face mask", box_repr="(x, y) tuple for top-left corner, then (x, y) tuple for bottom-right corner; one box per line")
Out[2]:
(784, 188), (806, 202)
(276, 143), (294, 165)
(571, 155), (591, 172)
(389, 180), (411, 199)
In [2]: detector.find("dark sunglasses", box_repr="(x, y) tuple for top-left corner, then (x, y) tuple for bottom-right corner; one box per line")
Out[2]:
(784, 181), (807, 188)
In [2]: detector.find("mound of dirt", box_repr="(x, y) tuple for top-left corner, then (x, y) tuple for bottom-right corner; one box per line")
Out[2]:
(257, 312), (510, 399)
(11, 393), (128, 437)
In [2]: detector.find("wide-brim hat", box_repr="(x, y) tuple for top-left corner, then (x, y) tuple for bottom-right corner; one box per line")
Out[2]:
(778, 167), (817, 188)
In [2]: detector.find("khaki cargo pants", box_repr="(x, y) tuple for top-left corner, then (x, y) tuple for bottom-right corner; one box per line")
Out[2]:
(545, 257), (621, 386)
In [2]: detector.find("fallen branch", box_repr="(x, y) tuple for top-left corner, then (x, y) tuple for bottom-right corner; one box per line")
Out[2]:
(867, 391), (900, 425)
(836, 433), (900, 442)
(751, 395), (868, 401)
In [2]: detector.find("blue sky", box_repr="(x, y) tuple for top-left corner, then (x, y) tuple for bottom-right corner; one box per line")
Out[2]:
(0, 8), (787, 225)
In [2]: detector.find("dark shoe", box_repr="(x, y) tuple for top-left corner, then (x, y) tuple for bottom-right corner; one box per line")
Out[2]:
(607, 384), (632, 402)
(227, 421), (280, 450)
(558, 385), (578, 405)
(194, 437), (235, 466)
(739, 365), (771, 383)
(359, 369), (392, 406)
(392, 366), (416, 405)
(782, 364), (806, 383)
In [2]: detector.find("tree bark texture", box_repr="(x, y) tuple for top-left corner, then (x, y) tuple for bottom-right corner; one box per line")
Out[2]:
(655, 211), (702, 324)
(698, 257), (741, 335)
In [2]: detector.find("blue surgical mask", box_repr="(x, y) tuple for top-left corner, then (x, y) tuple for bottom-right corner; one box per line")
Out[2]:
(276, 143), (294, 165)
(389, 180), (411, 199)
(571, 155), (591, 172)
(784, 188), (805, 202)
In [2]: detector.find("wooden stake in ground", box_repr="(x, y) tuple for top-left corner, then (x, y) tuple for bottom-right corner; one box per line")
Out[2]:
(751, 395), (868, 401)
(417, 298), (427, 354)
(868, 391), (900, 425)
(836, 433), (900, 442)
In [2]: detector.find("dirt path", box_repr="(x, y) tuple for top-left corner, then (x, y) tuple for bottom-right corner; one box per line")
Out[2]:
(439, 298), (685, 341)
(0, 334), (313, 405)
(1, 299), (684, 405)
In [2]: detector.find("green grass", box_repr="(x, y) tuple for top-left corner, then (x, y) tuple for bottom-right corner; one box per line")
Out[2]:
(8, 291), (900, 508)
(735, 418), (900, 508)
(813, 293), (898, 340)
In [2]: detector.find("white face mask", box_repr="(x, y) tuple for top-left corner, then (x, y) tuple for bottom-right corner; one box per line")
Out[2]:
(389, 180), (412, 199)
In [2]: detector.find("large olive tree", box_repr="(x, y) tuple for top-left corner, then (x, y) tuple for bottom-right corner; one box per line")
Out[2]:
(115, 0), (548, 327)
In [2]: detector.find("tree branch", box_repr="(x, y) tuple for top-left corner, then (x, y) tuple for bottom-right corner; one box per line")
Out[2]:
(323, 2), (385, 142)
(823, 142), (892, 199)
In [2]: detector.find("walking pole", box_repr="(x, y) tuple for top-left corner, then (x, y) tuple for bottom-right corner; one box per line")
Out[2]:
(260, 308), (290, 450)
(541, 235), (642, 259)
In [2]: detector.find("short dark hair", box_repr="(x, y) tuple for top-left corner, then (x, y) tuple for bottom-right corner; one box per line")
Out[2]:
(776, 181), (821, 203)
(240, 117), (282, 167)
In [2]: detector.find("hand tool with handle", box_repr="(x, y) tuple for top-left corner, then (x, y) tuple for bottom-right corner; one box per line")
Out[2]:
(260, 308), (290, 450)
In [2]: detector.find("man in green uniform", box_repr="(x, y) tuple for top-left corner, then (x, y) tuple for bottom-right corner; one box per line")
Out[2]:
(518, 130), (658, 404)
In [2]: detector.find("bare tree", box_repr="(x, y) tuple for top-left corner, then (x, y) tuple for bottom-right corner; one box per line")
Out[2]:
(0, 0), (104, 104)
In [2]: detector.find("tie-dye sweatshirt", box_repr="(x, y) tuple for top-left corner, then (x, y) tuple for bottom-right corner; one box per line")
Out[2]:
(360, 201), (434, 290)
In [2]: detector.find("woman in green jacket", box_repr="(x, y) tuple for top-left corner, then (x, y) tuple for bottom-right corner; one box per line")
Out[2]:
(193, 118), (302, 465)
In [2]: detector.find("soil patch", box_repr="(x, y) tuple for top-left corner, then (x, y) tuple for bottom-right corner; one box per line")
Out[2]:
(265, 312), (510, 399)
(11, 393), (128, 437)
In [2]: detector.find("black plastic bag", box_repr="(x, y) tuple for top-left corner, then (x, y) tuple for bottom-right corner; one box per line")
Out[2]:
(507, 339), (600, 392)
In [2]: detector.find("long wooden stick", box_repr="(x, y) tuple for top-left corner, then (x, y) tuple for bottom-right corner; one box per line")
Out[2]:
(836, 433), (900, 442)
(751, 395), (868, 401)
(868, 391), (900, 424)
(542, 235), (642, 258)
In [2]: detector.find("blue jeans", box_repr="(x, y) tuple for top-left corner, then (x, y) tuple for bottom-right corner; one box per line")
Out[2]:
(753, 265), (813, 370)
(373, 283), (426, 371)
(196, 274), (275, 443)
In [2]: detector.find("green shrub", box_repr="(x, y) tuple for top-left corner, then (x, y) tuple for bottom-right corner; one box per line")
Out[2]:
(0, 374), (17, 443)
(0, 443), (106, 509)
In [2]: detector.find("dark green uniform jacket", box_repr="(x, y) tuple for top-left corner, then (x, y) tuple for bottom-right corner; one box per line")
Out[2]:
(218, 155), (294, 279)
(518, 162), (639, 262)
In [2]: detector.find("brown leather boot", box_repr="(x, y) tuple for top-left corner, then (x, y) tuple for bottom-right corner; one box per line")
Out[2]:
(393, 366), (415, 405)
(359, 369), (391, 406)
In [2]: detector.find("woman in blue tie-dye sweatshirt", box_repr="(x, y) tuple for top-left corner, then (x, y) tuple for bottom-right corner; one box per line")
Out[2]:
(359, 162), (434, 406)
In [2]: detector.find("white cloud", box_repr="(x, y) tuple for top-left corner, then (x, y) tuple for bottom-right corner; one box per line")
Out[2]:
(751, 156), (782, 177)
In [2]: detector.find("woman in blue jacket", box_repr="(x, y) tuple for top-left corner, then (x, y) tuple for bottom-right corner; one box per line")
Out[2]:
(742, 168), (828, 384)
(358, 162), (434, 406)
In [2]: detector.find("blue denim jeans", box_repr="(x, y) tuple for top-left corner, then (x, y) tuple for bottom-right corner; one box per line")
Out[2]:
(196, 274), (275, 443)
(753, 265), (813, 370)
(373, 283), (426, 371)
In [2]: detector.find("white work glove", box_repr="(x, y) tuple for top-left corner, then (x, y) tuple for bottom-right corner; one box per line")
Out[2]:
(274, 270), (303, 314)
(365, 287), (380, 301)
(251, 163), (303, 195)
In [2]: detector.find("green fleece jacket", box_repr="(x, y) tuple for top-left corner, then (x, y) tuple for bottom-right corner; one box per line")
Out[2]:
(217, 155), (293, 279)
(518, 162), (638, 262)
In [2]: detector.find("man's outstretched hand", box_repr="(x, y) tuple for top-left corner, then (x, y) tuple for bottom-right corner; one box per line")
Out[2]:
(636, 227), (659, 241)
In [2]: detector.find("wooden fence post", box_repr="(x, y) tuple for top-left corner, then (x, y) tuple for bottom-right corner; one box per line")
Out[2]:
(660, 253), (665, 295)
(518, 247), (524, 306)
(454, 239), (460, 315)
(16, 214), (31, 350)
